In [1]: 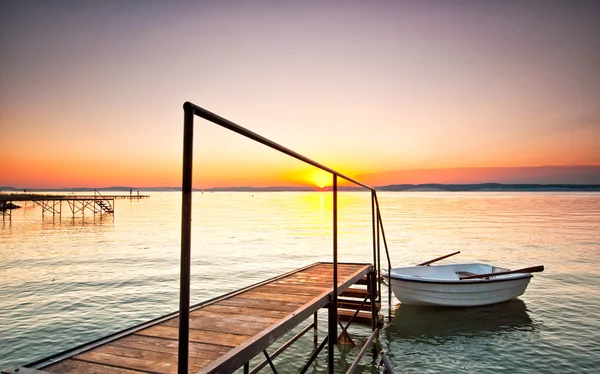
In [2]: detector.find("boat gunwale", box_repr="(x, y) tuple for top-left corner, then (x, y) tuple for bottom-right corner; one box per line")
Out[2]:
(385, 263), (534, 285)
(387, 272), (533, 284)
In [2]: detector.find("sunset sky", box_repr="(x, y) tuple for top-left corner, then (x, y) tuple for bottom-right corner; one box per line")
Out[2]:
(1, 0), (599, 189)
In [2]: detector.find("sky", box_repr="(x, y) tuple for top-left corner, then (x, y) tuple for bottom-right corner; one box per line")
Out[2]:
(1, 0), (599, 189)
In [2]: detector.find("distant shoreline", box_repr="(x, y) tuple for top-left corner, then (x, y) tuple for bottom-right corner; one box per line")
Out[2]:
(2, 183), (599, 193)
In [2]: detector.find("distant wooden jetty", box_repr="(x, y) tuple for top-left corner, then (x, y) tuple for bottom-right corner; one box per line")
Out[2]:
(0, 190), (149, 220)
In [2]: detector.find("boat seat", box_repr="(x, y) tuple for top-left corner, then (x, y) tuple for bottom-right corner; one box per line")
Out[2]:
(456, 271), (477, 277)
(456, 271), (489, 279)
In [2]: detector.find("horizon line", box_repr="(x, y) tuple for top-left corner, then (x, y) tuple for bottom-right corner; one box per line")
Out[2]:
(2, 182), (600, 192)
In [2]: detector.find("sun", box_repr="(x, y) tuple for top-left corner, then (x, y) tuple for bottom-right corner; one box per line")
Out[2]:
(310, 169), (332, 189)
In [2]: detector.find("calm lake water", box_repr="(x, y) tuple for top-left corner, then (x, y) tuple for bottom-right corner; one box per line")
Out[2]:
(1, 191), (599, 373)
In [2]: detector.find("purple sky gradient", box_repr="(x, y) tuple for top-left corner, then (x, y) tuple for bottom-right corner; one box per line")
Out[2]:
(1, 0), (599, 187)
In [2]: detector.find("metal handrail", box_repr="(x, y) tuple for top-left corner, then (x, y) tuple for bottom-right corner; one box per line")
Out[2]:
(183, 102), (373, 190)
(179, 102), (393, 374)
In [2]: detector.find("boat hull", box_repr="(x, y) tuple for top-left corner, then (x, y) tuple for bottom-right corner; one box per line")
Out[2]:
(386, 263), (533, 307)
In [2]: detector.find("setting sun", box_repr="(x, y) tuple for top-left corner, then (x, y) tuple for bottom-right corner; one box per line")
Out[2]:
(310, 169), (332, 189)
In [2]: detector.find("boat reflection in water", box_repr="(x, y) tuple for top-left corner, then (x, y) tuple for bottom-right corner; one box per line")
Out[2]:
(385, 298), (534, 340)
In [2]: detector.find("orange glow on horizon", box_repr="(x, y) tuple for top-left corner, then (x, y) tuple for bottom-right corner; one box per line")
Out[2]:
(3, 144), (599, 188)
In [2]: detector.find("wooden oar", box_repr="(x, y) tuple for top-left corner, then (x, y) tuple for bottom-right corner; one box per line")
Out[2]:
(459, 265), (545, 280)
(417, 251), (461, 266)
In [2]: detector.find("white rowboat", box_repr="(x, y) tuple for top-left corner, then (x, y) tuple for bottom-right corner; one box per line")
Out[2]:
(385, 262), (543, 307)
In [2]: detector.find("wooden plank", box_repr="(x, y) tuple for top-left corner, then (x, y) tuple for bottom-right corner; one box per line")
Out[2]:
(235, 291), (315, 303)
(279, 273), (356, 281)
(271, 279), (333, 286)
(340, 288), (369, 299)
(271, 280), (321, 288)
(109, 335), (229, 360)
(136, 325), (249, 347)
(285, 266), (340, 274)
(199, 304), (287, 320)
(338, 309), (379, 325)
(289, 272), (339, 278)
(73, 345), (209, 373)
(292, 269), (361, 278)
(254, 284), (325, 296)
(44, 359), (144, 374)
(272, 277), (356, 286)
(338, 298), (381, 312)
(282, 277), (335, 284)
(299, 263), (361, 272)
(260, 281), (328, 290)
(219, 297), (302, 312)
(284, 268), (368, 280)
(162, 316), (270, 336)
(271, 273), (330, 280)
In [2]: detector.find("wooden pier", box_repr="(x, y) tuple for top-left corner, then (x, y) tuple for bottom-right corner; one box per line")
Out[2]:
(0, 191), (149, 220)
(1, 103), (395, 373)
(4, 262), (378, 374)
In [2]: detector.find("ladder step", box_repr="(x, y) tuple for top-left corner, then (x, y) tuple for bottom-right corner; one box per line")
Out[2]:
(338, 309), (381, 325)
(95, 199), (113, 213)
(338, 298), (381, 312)
(340, 287), (369, 299)
(354, 274), (384, 285)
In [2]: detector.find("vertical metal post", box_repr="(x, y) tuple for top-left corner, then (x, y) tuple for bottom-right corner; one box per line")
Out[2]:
(377, 208), (393, 320)
(371, 191), (377, 282)
(178, 104), (194, 374)
(377, 207), (381, 303)
(328, 174), (338, 373)
(369, 269), (379, 358)
(369, 270), (377, 330)
(313, 312), (318, 349)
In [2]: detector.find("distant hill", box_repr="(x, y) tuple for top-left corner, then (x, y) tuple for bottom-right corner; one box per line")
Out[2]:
(356, 165), (600, 185)
(2, 184), (599, 193)
(377, 183), (600, 192)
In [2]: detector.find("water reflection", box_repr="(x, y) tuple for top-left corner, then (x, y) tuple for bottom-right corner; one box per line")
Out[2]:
(386, 299), (534, 340)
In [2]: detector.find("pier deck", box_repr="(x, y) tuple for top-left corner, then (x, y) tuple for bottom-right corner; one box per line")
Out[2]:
(13, 262), (373, 374)
(0, 192), (149, 220)
(0, 194), (149, 202)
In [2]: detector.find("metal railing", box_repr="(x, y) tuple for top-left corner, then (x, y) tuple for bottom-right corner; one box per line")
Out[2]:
(179, 102), (393, 373)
